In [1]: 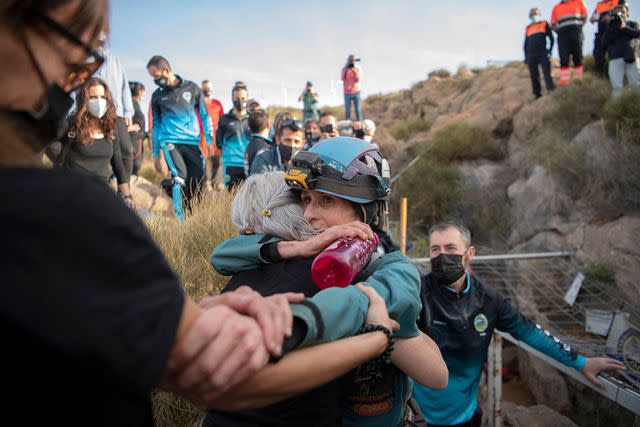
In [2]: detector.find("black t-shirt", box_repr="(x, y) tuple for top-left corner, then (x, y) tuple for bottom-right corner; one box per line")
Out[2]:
(60, 136), (128, 183)
(0, 167), (184, 426)
(204, 259), (348, 427)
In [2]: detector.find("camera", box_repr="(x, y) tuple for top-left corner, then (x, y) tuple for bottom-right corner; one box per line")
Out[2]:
(610, 9), (624, 28)
(320, 124), (334, 134)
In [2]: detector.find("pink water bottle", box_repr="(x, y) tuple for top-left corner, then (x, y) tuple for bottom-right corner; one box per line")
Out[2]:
(311, 234), (379, 289)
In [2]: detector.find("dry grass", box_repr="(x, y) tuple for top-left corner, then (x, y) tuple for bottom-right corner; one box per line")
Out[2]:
(144, 190), (238, 426)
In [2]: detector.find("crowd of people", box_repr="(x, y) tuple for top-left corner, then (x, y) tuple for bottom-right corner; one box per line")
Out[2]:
(0, 1), (631, 427)
(525, 0), (639, 98)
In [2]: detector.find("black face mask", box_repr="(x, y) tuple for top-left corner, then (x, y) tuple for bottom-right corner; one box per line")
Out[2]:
(154, 76), (168, 88)
(203, 89), (212, 97)
(10, 30), (75, 144)
(233, 99), (246, 111)
(430, 252), (467, 287)
(305, 131), (321, 145)
(279, 144), (293, 163)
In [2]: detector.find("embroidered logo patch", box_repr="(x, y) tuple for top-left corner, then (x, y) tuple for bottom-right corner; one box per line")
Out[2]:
(182, 91), (192, 103)
(474, 313), (488, 333)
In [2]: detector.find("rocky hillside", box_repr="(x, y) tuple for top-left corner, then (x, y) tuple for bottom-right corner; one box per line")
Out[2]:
(361, 62), (640, 425)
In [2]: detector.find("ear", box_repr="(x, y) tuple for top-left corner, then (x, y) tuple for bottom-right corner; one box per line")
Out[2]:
(467, 246), (476, 262)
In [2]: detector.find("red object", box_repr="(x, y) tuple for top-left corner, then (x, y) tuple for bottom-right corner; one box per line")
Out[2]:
(311, 234), (379, 289)
(205, 98), (224, 157)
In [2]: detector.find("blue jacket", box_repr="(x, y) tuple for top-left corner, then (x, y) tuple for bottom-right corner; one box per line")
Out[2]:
(150, 76), (212, 157)
(413, 273), (586, 426)
(216, 111), (251, 168)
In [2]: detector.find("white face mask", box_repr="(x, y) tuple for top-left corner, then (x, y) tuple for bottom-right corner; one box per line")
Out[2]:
(87, 98), (108, 119)
(531, 15), (541, 23)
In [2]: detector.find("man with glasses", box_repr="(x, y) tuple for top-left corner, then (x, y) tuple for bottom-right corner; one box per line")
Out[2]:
(216, 84), (251, 190)
(250, 119), (304, 175)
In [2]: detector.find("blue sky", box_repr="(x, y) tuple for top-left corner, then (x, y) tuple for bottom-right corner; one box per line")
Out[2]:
(110, 0), (637, 111)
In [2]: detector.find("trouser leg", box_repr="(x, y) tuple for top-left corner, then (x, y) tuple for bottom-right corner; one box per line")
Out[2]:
(176, 144), (204, 208)
(609, 58), (625, 97)
(540, 54), (555, 91)
(528, 57), (542, 97)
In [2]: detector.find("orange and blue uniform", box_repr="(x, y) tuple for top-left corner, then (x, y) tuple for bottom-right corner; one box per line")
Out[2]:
(524, 20), (556, 97)
(551, 0), (588, 84)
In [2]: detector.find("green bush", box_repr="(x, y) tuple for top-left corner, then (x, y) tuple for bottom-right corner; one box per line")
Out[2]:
(393, 157), (464, 229)
(582, 55), (597, 74)
(429, 68), (451, 78)
(542, 75), (610, 137)
(138, 164), (163, 186)
(391, 116), (431, 140)
(603, 87), (640, 144)
(471, 67), (485, 75)
(429, 122), (505, 163)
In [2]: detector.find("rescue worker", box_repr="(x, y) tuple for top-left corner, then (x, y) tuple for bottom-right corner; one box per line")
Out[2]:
(551, 0), (588, 85)
(590, 0), (620, 76)
(524, 8), (556, 98)
(412, 221), (627, 427)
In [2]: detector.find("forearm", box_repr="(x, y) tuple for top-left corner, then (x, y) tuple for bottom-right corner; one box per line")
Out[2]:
(391, 333), (448, 389)
(208, 331), (387, 410)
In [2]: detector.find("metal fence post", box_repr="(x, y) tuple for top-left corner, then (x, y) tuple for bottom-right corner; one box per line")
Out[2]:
(487, 334), (503, 427)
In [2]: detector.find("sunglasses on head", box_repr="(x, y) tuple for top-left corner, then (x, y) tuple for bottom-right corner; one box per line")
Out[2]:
(28, 10), (105, 92)
(280, 119), (304, 130)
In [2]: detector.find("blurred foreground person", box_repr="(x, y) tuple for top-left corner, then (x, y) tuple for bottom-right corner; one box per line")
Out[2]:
(0, 1), (296, 424)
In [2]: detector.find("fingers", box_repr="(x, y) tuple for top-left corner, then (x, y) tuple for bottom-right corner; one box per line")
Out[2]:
(586, 371), (604, 388)
(356, 283), (383, 305)
(390, 319), (400, 331)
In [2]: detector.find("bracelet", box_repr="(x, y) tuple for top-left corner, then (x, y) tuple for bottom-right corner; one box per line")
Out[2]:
(360, 323), (395, 365)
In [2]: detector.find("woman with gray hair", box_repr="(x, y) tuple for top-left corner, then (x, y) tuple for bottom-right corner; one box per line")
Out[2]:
(231, 171), (316, 241)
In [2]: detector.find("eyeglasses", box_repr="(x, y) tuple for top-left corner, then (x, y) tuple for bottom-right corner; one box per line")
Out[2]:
(280, 119), (304, 130)
(29, 10), (105, 92)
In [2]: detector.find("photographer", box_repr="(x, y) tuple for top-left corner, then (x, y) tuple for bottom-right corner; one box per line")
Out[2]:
(602, 2), (640, 97)
(590, 1), (621, 76)
(298, 81), (319, 122)
(319, 112), (340, 140)
(341, 54), (362, 121)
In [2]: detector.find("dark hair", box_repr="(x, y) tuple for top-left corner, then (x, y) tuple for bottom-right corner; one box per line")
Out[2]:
(273, 112), (293, 138)
(248, 109), (268, 133)
(128, 81), (144, 99)
(2, 0), (107, 43)
(146, 55), (171, 72)
(72, 77), (118, 145)
(304, 119), (319, 130)
(232, 85), (248, 96)
(202, 79), (211, 86)
(278, 122), (303, 138)
(320, 111), (335, 119)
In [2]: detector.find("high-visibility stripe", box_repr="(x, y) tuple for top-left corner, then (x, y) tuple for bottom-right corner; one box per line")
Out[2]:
(596, 0), (618, 14)
(526, 22), (548, 37)
(572, 66), (584, 78)
(559, 68), (571, 85)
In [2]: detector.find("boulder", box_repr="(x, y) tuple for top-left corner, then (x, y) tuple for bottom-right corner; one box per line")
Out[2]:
(568, 216), (640, 308)
(130, 175), (173, 215)
(503, 405), (577, 427)
(517, 350), (571, 414)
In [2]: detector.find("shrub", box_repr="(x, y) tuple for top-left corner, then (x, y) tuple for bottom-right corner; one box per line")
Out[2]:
(582, 55), (597, 74)
(429, 122), (505, 163)
(391, 116), (431, 140)
(542, 75), (610, 137)
(603, 87), (640, 144)
(429, 68), (451, 78)
(146, 191), (237, 426)
(393, 157), (464, 229)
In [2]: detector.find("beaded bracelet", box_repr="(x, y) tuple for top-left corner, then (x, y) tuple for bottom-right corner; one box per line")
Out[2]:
(360, 323), (395, 365)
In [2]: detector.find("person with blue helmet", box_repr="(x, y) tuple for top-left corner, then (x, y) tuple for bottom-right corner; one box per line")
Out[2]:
(207, 137), (448, 426)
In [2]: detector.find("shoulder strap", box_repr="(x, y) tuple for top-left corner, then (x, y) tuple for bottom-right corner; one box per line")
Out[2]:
(354, 252), (384, 283)
(53, 135), (72, 169)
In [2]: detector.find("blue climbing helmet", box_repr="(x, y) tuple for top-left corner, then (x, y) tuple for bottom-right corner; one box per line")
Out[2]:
(284, 137), (391, 228)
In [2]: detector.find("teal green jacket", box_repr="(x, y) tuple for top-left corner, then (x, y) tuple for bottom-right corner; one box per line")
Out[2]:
(210, 234), (422, 346)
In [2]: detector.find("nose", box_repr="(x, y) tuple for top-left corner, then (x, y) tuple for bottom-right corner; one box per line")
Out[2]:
(303, 201), (318, 224)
